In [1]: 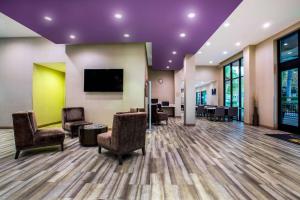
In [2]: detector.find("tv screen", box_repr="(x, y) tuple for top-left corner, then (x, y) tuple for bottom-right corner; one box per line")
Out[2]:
(84, 69), (123, 92)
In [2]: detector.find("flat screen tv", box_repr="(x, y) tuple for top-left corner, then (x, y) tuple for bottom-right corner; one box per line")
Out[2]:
(84, 69), (123, 92)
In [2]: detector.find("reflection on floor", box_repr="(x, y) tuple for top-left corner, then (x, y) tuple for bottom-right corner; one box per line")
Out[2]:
(0, 118), (300, 199)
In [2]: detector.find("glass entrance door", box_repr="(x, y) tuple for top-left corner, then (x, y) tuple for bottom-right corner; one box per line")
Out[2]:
(278, 30), (300, 133)
(279, 68), (299, 132)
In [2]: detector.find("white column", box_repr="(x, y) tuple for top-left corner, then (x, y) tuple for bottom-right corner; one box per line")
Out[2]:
(184, 54), (196, 125)
(243, 46), (256, 124)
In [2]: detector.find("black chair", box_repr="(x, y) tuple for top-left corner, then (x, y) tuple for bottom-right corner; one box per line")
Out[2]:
(196, 105), (205, 117)
(214, 107), (225, 121)
(157, 104), (163, 112)
(228, 107), (238, 121)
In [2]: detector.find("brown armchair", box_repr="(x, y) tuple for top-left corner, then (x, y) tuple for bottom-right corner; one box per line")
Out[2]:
(97, 112), (147, 165)
(12, 111), (65, 159)
(151, 104), (168, 125)
(62, 107), (92, 138)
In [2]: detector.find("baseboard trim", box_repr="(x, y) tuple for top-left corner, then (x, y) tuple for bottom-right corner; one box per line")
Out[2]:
(184, 123), (195, 126)
(259, 124), (276, 130)
(39, 121), (61, 128)
(244, 122), (276, 130)
(0, 126), (12, 129)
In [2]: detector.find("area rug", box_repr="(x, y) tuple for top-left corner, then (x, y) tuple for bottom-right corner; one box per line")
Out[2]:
(266, 134), (300, 145)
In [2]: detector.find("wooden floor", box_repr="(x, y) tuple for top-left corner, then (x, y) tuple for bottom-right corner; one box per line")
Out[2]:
(0, 118), (300, 200)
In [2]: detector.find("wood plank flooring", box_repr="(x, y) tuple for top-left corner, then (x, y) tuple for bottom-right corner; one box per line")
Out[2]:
(0, 118), (300, 200)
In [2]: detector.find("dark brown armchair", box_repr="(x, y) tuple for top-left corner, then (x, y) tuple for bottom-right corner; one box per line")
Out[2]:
(97, 112), (147, 165)
(62, 107), (91, 138)
(151, 104), (168, 125)
(12, 112), (65, 159)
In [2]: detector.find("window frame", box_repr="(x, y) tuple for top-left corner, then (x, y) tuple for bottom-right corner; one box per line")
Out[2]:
(277, 29), (300, 133)
(223, 58), (244, 121)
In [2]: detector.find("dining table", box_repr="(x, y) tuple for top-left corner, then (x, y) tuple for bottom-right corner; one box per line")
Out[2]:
(204, 106), (229, 120)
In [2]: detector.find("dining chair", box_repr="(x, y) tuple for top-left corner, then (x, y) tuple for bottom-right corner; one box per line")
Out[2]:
(228, 107), (238, 121)
(196, 105), (205, 117)
(214, 107), (225, 121)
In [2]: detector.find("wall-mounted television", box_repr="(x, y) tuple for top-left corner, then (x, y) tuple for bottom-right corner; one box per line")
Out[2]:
(84, 69), (123, 92)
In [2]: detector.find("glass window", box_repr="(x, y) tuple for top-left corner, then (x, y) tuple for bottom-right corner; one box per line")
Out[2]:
(225, 65), (231, 80)
(232, 78), (239, 107)
(241, 77), (244, 109)
(241, 58), (244, 76)
(201, 91), (207, 105)
(280, 68), (298, 127)
(225, 81), (231, 107)
(232, 61), (239, 78)
(196, 92), (201, 105)
(280, 32), (299, 63)
(240, 109), (244, 122)
(223, 58), (244, 121)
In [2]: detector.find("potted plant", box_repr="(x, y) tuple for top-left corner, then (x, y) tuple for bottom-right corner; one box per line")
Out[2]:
(252, 98), (259, 126)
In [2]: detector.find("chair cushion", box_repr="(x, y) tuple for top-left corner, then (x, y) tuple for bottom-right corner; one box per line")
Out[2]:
(64, 121), (91, 131)
(34, 129), (65, 145)
(97, 131), (112, 147)
(66, 108), (84, 122)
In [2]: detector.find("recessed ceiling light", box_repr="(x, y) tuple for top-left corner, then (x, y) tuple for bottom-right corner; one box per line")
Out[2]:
(235, 42), (241, 46)
(69, 34), (76, 39)
(262, 22), (271, 29)
(44, 16), (52, 21)
(179, 33), (186, 38)
(223, 51), (228, 55)
(166, 66), (170, 69)
(187, 12), (196, 19)
(223, 22), (230, 27)
(168, 60), (172, 63)
(284, 43), (288, 46)
(172, 51), (177, 55)
(123, 33), (130, 38)
(206, 42), (211, 46)
(209, 61), (213, 64)
(114, 13), (123, 19)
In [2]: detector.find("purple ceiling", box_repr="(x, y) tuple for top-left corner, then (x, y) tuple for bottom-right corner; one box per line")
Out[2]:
(0, 0), (242, 70)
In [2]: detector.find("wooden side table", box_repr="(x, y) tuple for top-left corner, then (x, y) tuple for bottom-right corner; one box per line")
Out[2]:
(79, 124), (108, 147)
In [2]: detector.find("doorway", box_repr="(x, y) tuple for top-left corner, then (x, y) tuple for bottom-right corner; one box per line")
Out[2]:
(33, 62), (66, 127)
(278, 30), (300, 133)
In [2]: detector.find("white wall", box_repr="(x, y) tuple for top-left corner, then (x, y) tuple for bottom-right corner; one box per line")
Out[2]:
(65, 43), (146, 127)
(174, 69), (184, 117)
(148, 68), (175, 104)
(194, 65), (220, 106)
(0, 38), (147, 127)
(0, 38), (65, 127)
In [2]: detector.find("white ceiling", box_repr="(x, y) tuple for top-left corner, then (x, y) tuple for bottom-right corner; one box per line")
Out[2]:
(0, 12), (40, 38)
(195, 0), (300, 66)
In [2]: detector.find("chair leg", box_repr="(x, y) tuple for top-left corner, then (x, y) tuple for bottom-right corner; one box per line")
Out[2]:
(118, 155), (123, 165)
(61, 142), (64, 151)
(15, 150), (20, 159)
(98, 146), (102, 154)
(142, 147), (145, 155)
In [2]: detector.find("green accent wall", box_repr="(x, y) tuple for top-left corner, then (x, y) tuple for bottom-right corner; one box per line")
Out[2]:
(33, 64), (65, 126)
